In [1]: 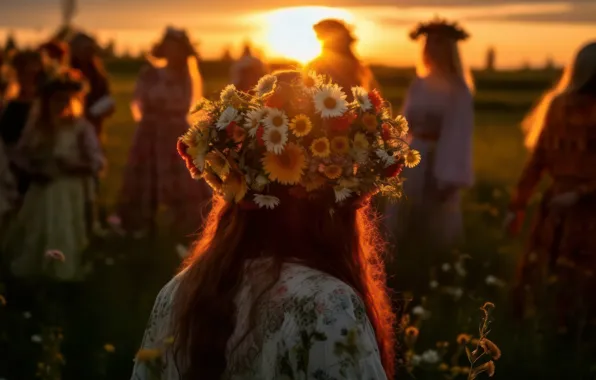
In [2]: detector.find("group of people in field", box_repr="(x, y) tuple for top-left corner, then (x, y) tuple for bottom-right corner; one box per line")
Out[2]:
(0, 14), (595, 380)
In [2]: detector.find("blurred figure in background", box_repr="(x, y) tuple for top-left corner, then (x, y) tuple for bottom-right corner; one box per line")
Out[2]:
(0, 50), (44, 197)
(506, 41), (596, 332)
(230, 42), (268, 92)
(0, 138), (16, 232)
(70, 32), (114, 142)
(2, 68), (104, 282)
(39, 39), (70, 67)
(116, 27), (210, 239)
(385, 19), (474, 274)
(70, 32), (113, 231)
(307, 19), (379, 93)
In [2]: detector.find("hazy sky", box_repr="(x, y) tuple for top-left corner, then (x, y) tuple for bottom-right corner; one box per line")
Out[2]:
(1, 0), (595, 68)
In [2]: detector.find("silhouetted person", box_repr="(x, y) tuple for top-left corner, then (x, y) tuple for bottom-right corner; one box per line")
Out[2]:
(306, 19), (378, 94)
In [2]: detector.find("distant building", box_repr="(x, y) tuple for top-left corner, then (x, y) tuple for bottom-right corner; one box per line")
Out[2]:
(221, 46), (233, 62)
(485, 46), (496, 72)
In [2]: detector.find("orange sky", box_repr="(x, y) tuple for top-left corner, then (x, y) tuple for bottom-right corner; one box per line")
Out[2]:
(1, 1), (595, 68)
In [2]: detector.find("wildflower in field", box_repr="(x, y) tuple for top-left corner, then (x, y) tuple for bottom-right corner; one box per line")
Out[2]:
(31, 335), (42, 343)
(45, 250), (65, 262)
(485, 275), (506, 287)
(436, 341), (449, 350)
(441, 263), (451, 272)
(411, 354), (422, 366)
(0, 295), (6, 306)
(412, 305), (428, 318)
(479, 338), (501, 360)
(470, 360), (495, 378)
(429, 280), (439, 289)
(104, 344), (115, 353)
(457, 333), (472, 345)
(421, 349), (440, 364)
(438, 363), (449, 371)
(135, 348), (162, 362)
(404, 326), (419, 347)
(451, 366), (463, 375)
(23, 311), (32, 319)
(454, 260), (467, 277)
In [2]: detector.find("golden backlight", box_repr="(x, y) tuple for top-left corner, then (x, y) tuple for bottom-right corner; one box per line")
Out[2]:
(262, 7), (354, 63)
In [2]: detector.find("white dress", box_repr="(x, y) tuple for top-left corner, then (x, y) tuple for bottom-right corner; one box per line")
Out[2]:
(386, 75), (474, 247)
(131, 259), (387, 380)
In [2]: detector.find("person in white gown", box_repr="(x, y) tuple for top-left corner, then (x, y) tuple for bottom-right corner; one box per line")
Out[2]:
(130, 70), (421, 379)
(386, 19), (475, 252)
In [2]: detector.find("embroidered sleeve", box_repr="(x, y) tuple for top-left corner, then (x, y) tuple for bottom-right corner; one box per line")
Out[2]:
(276, 285), (387, 380)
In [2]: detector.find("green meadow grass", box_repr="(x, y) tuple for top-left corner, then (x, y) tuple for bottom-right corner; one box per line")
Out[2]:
(4, 62), (594, 379)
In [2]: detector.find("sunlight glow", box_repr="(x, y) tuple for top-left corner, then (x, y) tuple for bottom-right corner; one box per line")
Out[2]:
(262, 7), (354, 63)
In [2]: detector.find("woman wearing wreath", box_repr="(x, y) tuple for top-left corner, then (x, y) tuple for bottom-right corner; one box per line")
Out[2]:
(131, 71), (420, 379)
(386, 19), (475, 256)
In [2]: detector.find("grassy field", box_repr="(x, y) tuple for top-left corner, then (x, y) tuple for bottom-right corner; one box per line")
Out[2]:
(3, 61), (595, 379)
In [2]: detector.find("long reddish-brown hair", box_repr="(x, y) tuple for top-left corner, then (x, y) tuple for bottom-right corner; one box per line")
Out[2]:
(172, 192), (396, 379)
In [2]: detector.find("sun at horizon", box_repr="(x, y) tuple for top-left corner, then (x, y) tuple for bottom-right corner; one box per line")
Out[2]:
(261, 6), (354, 64)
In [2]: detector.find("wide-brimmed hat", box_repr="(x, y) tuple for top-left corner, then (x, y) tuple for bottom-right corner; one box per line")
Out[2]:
(151, 27), (196, 58)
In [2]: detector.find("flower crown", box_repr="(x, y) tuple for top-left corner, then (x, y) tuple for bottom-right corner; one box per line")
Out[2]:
(177, 72), (420, 210)
(40, 64), (85, 95)
(409, 18), (469, 41)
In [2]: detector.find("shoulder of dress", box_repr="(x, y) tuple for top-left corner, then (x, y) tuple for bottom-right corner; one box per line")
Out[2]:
(279, 264), (362, 303)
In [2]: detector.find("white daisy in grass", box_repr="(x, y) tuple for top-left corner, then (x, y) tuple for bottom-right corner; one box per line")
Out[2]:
(313, 84), (348, 118)
(334, 187), (352, 203)
(244, 108), (265, 137)
(376, 149), (396, 168)
(216, 106), (240, 131)
(220, 84), (237, 103)
(262, 126), (288, 155)
(263, 108), (289, 130)
(352, 86), (372, 111)
(253, 194), (280, 209)
(255, 74), (277, 96)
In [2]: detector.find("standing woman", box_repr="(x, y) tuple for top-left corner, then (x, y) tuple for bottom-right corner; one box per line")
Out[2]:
(386, 19), (474, 254)
(69, 32), (114, 141)
(506, 41), (596, 330)
(307, 19), (379, 93)
(117, 27), (210, 237)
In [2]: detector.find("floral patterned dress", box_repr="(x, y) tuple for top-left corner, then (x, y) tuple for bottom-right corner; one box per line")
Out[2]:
(131, 259), (387, 380)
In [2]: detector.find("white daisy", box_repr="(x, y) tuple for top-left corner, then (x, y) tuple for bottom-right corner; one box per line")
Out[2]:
(220, 84), (237, 104)
(334, 187), (352, 203)
(352, 86), (372, 111)
(421, 350), (440, 364)
(253, 194), (280, 209)
(253, 175), (270, 192)
(263, 108), (289, 130)
(255, 74), (277, 96)
(313, 84), (348, 118)
(262, 126), (288, 155)
(216, 106), (240, 131)
(375, 149), (396, 167)
(244, 108), (265, 137)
